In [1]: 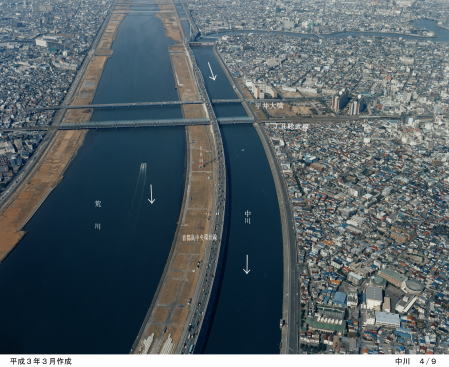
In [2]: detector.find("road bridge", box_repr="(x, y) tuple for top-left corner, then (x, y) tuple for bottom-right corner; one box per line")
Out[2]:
(0, 126), (53, 132)
(6, 113), (432, 133)
(211, 97), (323, 103)
(30, 100), (205, 112)
(31, 97), (328, 113)
(57, 117), (253, 130)
(113, 10), (175, 14)
(189, 41), (215, 46)
(59, 118), (210, 129)
(2, 114), (423, 133)
(260, 114), (403, 124)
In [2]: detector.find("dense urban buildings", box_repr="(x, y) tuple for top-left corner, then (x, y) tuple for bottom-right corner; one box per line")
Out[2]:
(189, 0), (449, 36)
(0, 131), (44, 189)
(0, 0), (112, 194)
(215, 31), (449, 116)
(264, 117), (449, 353)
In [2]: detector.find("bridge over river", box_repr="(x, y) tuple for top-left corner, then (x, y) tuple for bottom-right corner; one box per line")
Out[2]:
(29, 97), (326, 113)
(2, 113), (429, 133)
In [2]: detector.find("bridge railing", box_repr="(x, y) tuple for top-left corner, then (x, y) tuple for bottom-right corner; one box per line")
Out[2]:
(59, 118), (210, 129)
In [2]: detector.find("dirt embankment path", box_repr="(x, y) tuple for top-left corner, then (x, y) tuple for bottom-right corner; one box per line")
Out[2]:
(133, 1), (220, 354)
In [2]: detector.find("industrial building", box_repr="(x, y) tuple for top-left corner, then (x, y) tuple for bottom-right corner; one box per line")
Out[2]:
(378, 268), (407, 288)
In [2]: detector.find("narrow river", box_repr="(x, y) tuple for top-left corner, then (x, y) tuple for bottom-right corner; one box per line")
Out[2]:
(205, 18), (449, 43)
(192, 46), (283, 354)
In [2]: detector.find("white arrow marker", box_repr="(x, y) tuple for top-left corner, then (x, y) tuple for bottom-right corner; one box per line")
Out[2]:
(243, 254), (251, 275)
(147, 184), (156, 204)
(208, 62), (217, 81)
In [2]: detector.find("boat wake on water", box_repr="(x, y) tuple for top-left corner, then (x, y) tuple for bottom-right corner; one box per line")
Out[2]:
(126, 162), (148, 238)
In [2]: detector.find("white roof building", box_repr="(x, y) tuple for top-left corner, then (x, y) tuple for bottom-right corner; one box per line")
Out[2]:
(375, 311), (401, 328)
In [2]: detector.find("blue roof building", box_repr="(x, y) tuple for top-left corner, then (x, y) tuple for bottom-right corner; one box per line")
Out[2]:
(333, 291), (347, 307)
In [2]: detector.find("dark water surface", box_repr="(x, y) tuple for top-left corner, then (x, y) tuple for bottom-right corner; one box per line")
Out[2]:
(0, 12), (186, 353)
(192, 46), (247, 118)
(192, 46), (283, 353)
(202, 125), (284, 354)
(93, 14), (182, 121)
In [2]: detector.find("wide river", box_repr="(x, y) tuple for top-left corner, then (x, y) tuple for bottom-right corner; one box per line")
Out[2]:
(0, 9), (284, 354)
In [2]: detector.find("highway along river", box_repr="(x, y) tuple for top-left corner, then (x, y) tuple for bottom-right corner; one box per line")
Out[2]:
(0, 11), (284, 354)
(192, 46), (283, 354)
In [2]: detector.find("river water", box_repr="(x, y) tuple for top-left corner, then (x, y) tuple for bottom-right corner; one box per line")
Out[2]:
(203, 124), (283, 354)
(192, 46), (283, 354)
(0, 13), (185, 354)
(0, 10), (284, 354)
